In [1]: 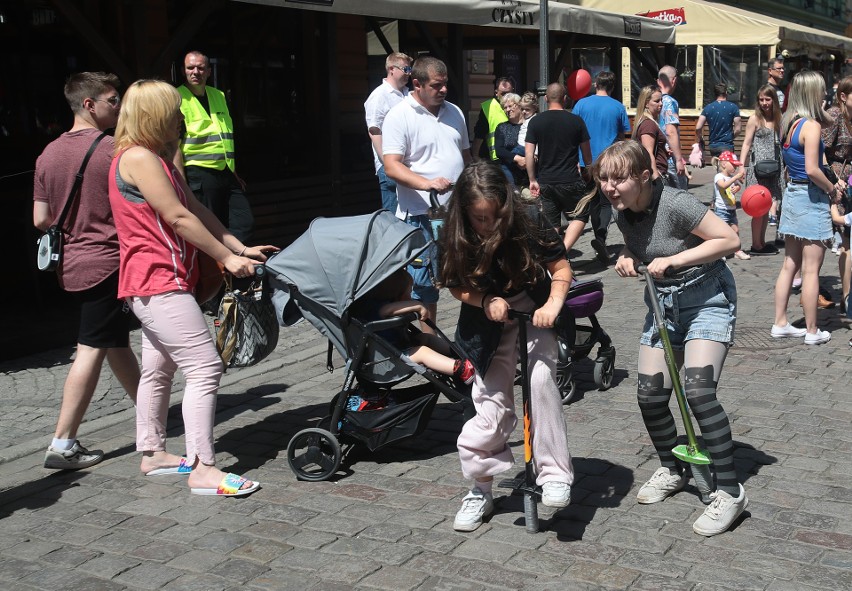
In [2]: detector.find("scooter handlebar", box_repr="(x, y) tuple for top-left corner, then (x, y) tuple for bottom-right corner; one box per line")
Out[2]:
(507, 309), (532, 322)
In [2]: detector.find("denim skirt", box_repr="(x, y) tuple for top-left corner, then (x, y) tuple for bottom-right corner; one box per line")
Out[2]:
(779, 182), (832, 242)
(640, 260), (737, 350)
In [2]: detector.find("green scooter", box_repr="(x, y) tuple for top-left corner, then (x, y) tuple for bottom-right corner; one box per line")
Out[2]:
(638, 266), (713, 504)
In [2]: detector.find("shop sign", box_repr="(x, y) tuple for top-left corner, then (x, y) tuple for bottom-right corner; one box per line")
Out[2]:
(623, 18), (641, 37)
(490, 0), (535, 26)
(638, 7), (687, 26)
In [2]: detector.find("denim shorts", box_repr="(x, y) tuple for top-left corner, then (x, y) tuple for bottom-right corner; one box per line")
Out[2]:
(640, 260), (737, 350)
(714, 206), (738, 226)
(404, 214), (439, 304)
(779, 182), (832, 242)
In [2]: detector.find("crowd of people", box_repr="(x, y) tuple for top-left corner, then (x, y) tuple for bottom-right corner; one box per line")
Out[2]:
(362, 54), (852, 537)
(32, 49), (852, 537)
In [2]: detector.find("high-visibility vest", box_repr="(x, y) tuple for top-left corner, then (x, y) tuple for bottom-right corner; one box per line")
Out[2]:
(178, 85), (236, 172)
(481, 98), (508, 161)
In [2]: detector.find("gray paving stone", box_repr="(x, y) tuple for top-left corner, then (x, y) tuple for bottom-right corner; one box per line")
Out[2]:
(3, 180), (852, 591)
(4, 539), (63, 560)
(164, 549), (229, 573)
(208, 557), (270, 583)
(357, 566), (429, 591)
(161, 573), (232, 591)
(113, 561), (183, 590)
(247, 569), (321, 590)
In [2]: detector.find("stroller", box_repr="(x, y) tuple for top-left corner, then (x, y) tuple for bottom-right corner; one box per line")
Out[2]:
(554, 277), (616, 403)
(265, 210), (471, 482)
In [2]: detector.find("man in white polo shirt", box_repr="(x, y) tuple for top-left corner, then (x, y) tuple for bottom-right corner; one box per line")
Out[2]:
(383, 55), (471, 328)
(364, 52), (412, 212)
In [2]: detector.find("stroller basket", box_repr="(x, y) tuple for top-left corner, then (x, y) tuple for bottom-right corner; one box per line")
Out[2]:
(340, 384), (439, 452)
(564, 279), (604, 319)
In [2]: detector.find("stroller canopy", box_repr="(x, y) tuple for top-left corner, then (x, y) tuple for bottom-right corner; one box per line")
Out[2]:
(266, 210), (429, 355)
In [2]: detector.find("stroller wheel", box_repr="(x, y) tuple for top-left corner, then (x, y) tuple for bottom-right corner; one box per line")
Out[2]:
(556, 358), (575, 404)
(560, 378), (577, 405)
(287, 428), (342, 481)
(594, 355), (615, 390)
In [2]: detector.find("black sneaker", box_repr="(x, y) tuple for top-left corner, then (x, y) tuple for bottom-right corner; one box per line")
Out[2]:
(590, 239), (610, 264)
(749, 244), (779, 256)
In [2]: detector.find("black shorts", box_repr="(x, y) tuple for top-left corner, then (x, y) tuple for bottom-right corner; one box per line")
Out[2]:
(540, 182), (592, 228)
(72, 271), (132, 348)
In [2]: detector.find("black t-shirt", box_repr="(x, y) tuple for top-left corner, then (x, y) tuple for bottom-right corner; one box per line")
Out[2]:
(525, 109), (590, 185)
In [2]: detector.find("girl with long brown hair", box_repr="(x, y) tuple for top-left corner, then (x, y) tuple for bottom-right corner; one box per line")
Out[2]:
(439, 161), (574, 532)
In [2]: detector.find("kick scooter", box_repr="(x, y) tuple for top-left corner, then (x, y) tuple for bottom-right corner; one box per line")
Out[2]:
(499, 309), (541, 533)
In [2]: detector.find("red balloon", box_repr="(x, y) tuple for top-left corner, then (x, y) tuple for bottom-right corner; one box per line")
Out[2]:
(567, 69), (592, 102)
(741, 185), (772, 218)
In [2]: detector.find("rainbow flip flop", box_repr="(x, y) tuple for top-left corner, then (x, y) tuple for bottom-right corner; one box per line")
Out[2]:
(145, 457), (192, 476)
(190, 472), (260, 497)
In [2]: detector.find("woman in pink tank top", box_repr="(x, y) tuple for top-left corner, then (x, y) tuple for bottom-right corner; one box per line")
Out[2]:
(109, 80), (277, 496)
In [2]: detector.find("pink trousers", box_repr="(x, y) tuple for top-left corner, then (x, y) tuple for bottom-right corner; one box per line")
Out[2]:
(457, 292), (574, 486)
(129, 290), (222, 466)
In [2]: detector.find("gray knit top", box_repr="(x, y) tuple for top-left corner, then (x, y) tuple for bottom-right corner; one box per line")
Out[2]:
(615, 179), (708, 264)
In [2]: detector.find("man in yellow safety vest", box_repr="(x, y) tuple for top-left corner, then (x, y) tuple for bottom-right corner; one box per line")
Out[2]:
(472, 76), (514, 161)
(175, 50), (253, 243)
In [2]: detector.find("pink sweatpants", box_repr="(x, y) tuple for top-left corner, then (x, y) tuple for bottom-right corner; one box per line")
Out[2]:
(457, 292), (574, 486)
(129, 290), (223, 466)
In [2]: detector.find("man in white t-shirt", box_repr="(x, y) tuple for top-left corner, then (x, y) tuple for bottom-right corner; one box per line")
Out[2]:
(364, 52), (412, 212)
(383, 55), (471, 327)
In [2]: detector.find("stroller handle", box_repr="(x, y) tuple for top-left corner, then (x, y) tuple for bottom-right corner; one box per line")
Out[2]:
(428, 189), (441, 211)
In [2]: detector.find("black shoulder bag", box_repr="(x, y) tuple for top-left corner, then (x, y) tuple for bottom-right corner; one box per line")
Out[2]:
(753, 129), (781, 179)
(36, 132), (107, 272)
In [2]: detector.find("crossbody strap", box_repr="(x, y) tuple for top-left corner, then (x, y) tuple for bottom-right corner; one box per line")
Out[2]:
(54, 132), (108, 233)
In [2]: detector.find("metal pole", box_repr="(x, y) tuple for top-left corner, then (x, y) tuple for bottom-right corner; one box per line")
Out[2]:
(538, 0), (549, 111)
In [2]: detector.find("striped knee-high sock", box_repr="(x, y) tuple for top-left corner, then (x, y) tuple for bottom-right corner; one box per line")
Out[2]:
(684, 366), (738, 496)
(637, 371), (679, 471)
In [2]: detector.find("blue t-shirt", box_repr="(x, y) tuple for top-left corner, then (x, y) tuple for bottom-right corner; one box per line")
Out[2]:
(572, 94), (631, 166)
(700, 100), (740, 149)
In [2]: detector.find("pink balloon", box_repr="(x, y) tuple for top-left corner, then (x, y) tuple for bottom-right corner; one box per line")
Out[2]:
(567, 69), (592, 101)
(741, 185), (772, 218)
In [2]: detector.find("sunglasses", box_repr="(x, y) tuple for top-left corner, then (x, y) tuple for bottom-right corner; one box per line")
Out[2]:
(92, 96), (121, 107)
(392, 65), (412, 74)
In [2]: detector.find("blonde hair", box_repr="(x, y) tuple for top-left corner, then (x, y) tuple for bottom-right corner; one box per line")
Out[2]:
(711, 156), (722, 171)
(782, 70), (831, 135)
(631, 85), (661, 140)
(571, 140), (653, 215)
(519, 92), (538, 113)
(114, 80), (182, 158)
(385, 52), (412, 71)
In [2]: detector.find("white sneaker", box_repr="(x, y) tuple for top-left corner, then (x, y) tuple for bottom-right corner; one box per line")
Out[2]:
(804, 329), (831, 345)
(770, 323), (807, 338)
(637, 467), (686, 504)
(692, 484), (748, 536)
(453, 488), (494, 532)
(43, 440), (103, 470)
(541, 481), (571, 508)
(733, 250), (751, 260)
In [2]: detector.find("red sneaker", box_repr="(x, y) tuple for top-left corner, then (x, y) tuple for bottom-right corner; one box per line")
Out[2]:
(458, 359), (476, 385)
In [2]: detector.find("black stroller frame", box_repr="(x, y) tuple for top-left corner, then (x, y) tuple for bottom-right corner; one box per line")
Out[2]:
(284, 297), (472, 482)
(554, 278), (616, 403)
(267, 211), (474, 482)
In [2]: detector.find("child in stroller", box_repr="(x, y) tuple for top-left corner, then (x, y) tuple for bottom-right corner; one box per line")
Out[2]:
(351, 268), (475, 390)
(265, 210), (474, 482)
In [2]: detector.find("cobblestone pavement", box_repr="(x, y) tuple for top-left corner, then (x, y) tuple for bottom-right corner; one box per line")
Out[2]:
(2, 168), (851, 590)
